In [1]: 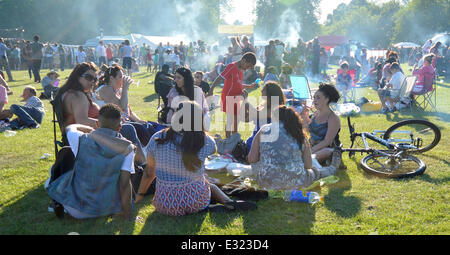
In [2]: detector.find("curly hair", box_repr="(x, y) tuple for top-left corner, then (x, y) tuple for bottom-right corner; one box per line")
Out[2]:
(318, 83), (340, 104)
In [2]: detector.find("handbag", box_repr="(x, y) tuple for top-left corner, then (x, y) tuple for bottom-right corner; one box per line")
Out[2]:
(231, 140), (249, 164)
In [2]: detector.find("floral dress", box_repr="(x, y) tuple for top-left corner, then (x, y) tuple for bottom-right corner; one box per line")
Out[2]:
(251, 122), (319, 190)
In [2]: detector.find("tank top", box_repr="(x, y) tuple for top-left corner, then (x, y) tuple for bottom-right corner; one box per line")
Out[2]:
(308, 113), (340, 147)
(62, 90), (99, 127)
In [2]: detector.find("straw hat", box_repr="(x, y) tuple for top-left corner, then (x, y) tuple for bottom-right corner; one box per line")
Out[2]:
(47, 70), (59, 77)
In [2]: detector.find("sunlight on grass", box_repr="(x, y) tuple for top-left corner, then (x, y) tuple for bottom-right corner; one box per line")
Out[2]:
(0, 65), (448, 234)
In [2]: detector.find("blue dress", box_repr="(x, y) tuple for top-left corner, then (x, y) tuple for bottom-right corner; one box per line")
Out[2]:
(246, 115), (272, 154)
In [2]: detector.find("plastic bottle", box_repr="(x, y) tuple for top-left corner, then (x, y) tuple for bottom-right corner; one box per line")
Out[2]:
(255, 78), (263, 88)
(4, 130), (17, 137)
(283, 190), (323, 204)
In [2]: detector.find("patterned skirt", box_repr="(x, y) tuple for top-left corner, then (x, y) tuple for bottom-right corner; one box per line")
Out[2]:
(153, 177), (211, 216)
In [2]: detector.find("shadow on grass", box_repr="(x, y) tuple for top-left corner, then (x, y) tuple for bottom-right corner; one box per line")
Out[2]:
(384, 110), (450, 124)
(436, 81), (450, 89)
(139, 193), (316, 234)
(143, 93), (160, 103)
(139, 207), (208, 235)
(323, 170), (361, 219)
(0, 184), (140, 234)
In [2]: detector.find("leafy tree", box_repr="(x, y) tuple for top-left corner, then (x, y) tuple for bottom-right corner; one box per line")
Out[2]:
(254, 0), (321, 42)
(393, 0), (450, 43)
(0, 0), (230, 44)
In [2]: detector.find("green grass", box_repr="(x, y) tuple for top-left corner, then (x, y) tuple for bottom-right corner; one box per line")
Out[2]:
(0, 64), (448, 235)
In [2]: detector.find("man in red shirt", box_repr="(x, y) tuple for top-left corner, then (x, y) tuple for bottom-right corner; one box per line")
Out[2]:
(207, 52), (257, 138)
(106, 44), (114, 65)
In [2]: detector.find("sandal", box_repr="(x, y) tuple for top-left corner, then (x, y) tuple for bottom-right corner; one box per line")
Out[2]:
(224, 200), (257, 211)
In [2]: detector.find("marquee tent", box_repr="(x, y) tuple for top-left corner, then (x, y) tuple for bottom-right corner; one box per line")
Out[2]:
(84, 33), (188, 48)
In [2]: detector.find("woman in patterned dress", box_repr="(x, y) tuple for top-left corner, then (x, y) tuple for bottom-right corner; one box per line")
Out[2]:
(136, 101), (256, 216)
(248, 105), (341, 190)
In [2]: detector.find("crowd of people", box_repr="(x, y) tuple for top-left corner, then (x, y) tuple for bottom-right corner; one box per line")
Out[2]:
(0, 31), (448, 220)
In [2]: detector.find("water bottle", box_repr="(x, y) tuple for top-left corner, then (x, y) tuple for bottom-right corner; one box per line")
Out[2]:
(255, 78), (263, 88)
(4, 130), (17, 137)
(283, 190), (323, 204)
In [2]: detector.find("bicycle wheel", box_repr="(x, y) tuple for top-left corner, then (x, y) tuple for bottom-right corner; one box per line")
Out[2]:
(383, 119), (441, 153)
(361, 153), (426, 178)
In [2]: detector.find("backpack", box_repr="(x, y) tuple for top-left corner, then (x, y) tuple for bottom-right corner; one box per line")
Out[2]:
(231, 140), (249, 164)
(158, 106), (174, 124)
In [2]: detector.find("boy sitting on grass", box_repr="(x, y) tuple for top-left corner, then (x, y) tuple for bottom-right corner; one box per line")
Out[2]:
(47, 103), (134, 220)
(377, 63), (405, 113)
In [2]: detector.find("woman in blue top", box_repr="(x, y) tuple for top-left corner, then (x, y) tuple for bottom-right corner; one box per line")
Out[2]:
(301, 83), (341, 164)
(240, 81), (286, 154)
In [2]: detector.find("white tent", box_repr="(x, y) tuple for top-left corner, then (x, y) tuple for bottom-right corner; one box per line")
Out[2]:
(85, 33), (189, 49)
(135, 34), (186, 48)
(430, 33), (450, 47)
(84, 35), (128, 47)
(393, 42), (420, 48)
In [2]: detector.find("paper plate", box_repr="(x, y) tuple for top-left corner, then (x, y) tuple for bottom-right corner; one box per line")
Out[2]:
(205, 161), (228, 171)
(226, 163), (253, 177)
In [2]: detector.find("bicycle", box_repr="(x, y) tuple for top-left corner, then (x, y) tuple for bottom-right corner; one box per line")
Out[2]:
(342, 116), (441, 178)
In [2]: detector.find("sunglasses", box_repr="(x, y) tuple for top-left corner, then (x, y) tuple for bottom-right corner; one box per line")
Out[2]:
(81, 73), (97, 83)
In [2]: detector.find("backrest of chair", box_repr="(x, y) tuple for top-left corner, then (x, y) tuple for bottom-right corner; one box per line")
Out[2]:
(289, 75), (311, 100)
(397, 76), (408, 98)
(402, 76), (417, 98)
(50, 92), (66, 136)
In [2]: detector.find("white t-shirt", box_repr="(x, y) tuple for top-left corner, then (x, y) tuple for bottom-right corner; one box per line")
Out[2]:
(387, 71), (405, 98)
(96, 45), (106, 57)
(389, 71), (405, 91)
(67, 129), (135, 174)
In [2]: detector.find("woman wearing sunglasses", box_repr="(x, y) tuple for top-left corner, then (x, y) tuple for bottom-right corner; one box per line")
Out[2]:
(56, 62), (145, 164)
(56, 62), (100, 130)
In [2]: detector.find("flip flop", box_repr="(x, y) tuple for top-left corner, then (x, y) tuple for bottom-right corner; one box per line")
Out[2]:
(224, 200), (257, 211)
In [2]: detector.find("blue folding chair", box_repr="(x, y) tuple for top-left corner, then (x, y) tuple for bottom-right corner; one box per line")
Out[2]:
(285, 75), (312, 109)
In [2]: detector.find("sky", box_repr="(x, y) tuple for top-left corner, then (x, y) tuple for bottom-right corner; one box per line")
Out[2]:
(222, 0), (391, 25)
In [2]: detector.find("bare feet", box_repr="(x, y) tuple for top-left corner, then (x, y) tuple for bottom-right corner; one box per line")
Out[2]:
(331, 147), (342, 169)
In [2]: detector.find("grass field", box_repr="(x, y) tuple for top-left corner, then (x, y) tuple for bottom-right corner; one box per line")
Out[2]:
(0, 64), (448, 235)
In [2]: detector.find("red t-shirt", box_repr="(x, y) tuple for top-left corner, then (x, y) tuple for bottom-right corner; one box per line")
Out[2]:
(220, 62), (243, 113)
(106, 47), (113, 60)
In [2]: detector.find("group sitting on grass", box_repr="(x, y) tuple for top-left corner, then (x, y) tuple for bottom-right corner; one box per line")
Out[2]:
(42, 60), (346, 219)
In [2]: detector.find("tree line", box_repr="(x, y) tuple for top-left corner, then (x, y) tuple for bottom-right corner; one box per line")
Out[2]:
(0, 0), (448, 47)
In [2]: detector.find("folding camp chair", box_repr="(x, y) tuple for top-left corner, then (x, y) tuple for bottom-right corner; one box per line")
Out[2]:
(290, 75), (312, 100)
(49, 92), (66, 158)
(347, 69), (357, 103)
(286, 75), (313, 109)
(412, 75), (437, 112)
(391, 76), (417, 113)
(336, 69), (357, 103)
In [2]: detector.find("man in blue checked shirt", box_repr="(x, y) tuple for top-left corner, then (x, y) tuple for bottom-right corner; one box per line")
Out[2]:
(0, 38), (14, 82)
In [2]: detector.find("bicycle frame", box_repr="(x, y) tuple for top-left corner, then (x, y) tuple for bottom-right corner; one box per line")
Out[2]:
(342, 116), (397, 155)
